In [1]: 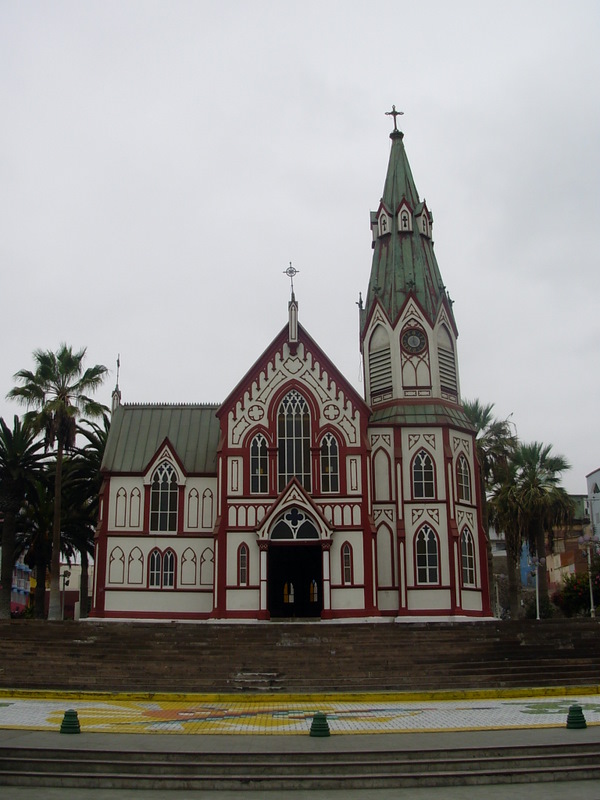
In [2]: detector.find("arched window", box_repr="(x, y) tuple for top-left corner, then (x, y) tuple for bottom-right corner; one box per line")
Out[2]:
(416, 525), (439, 584)
(378, 212), (389, 236)
(149, 549), (162, 587)
(150, 461), (178, 532)
(149, 548), (175, 588)
(320, 433), (339, 493)
(163, 549), (175, 588)
(413, 450), (435, 499)
(283, 582), (295, 604)
(457, 455), (471, 503)
(238, 543), (249, 586)
(310, 579), (318, 602)
(461, 528), (476, 586)
(277, 390), (311, 491)
(250, 434), (268, 493)
(342, 542), (353, 585)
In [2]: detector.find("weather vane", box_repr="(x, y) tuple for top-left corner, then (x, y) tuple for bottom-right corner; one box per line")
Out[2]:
(283, 262), (299, 294)
(385, 105), (404, 132)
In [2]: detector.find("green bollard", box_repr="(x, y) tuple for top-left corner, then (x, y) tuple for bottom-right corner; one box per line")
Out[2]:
(60, 709), (81, 734)
(310, 711), (330, 737)
(566, 704), (587, 730)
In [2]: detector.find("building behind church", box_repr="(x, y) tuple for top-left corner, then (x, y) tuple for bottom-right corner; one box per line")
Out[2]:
(91, 118), (491, 621)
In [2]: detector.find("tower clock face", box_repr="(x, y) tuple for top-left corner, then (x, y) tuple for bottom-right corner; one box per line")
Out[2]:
(402, 329), (426, 354)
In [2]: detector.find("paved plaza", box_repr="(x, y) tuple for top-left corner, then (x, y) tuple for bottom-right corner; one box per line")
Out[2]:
(1, 687), (599, 735)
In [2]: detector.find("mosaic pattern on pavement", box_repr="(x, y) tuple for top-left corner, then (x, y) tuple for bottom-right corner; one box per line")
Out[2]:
(1, 694), (599, 735)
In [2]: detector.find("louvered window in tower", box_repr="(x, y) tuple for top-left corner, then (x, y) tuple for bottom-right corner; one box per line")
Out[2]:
(368, 325), (392, 402)
(277, 390), (311, 491)
(437, 325), (457, 399)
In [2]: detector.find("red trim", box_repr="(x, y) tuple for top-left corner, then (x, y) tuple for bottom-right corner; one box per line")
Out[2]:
(395, 605), (488, 617)
(217, 323), (371, 422)
(142, 437), (188, 481)
(94, 609), (213, 620)
(91, 478), (110, 616)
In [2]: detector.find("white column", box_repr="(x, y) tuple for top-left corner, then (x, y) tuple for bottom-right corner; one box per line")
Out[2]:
(322, 546), (331, 611)
(260, 546), (268, 611)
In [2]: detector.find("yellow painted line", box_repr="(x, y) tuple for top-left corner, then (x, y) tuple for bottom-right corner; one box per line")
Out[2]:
(0, 685), (598, 703)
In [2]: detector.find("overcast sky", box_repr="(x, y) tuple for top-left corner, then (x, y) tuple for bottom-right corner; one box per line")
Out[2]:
(1, 1), (598, 494)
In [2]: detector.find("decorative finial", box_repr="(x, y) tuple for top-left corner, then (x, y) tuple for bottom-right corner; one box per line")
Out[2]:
(284, 262), (299, 296)
(385, 105), (404, 132)
(112, 354), (122, 413)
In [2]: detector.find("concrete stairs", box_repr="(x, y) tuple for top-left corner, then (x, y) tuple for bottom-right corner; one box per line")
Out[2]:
(0, 617), (598, 693)
(1, 740), (600, 789)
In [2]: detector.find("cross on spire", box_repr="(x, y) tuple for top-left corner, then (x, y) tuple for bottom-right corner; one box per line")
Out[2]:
(283, 262), (299, 295)
(385, 104), (404, 132)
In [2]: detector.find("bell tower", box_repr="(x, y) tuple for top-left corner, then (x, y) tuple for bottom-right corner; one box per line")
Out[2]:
(360, 110), (460, 411)
(362, 109), (491, 618)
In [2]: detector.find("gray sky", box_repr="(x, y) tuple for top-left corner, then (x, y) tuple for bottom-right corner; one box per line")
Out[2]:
(1, 1), (598, 494)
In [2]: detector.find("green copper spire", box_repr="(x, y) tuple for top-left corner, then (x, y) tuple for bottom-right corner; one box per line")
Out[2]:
(361, 123), (455, 338)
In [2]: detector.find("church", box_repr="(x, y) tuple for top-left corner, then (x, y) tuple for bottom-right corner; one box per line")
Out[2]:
(91, 114), (491, 621)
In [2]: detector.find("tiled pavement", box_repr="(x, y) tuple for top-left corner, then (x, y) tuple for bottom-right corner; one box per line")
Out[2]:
(1, 687), (599, 736)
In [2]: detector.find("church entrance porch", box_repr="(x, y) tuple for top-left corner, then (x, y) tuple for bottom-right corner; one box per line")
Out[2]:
(267, 543), (323, 618)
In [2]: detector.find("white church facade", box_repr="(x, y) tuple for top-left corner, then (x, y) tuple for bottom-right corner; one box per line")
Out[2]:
(91, 118), (491, 621)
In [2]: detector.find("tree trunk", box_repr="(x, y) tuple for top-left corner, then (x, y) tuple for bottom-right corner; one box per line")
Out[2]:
(79, 548), (89, 619)
(534, 522), (549, 604)
(506, 544), (521, 619)
(0, 509), (16, 619)
(33, 555), (48, 619)
(47, 443), (64, 620)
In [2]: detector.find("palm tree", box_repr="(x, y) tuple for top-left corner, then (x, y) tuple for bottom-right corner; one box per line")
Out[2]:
(463, 399), (518, 598)
(489, 460), (522, 618)
(512, 441), (573, 602)
(7, 345), (108, 620)
(0, 415), (44, 618)
(62, 415), (110, 616)
(18, 476), (55, 618)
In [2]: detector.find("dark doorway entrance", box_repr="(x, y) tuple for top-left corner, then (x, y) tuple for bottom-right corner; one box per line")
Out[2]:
(267, 544), (323, 618)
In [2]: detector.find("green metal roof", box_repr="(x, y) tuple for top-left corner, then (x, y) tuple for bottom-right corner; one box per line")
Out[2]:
(361, 130), (455, 336)
(101, 403), (220, 475)
(369, 402), (475, 431)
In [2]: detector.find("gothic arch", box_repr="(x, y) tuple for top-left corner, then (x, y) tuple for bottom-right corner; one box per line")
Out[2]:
(128, 547), (143, 584)
(373, 448), (393, 502)
(414, 525), (440, 585)
(411, 449), (436, 499)
(108, 546), (125, 584)
(377, 523), (395, 588)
